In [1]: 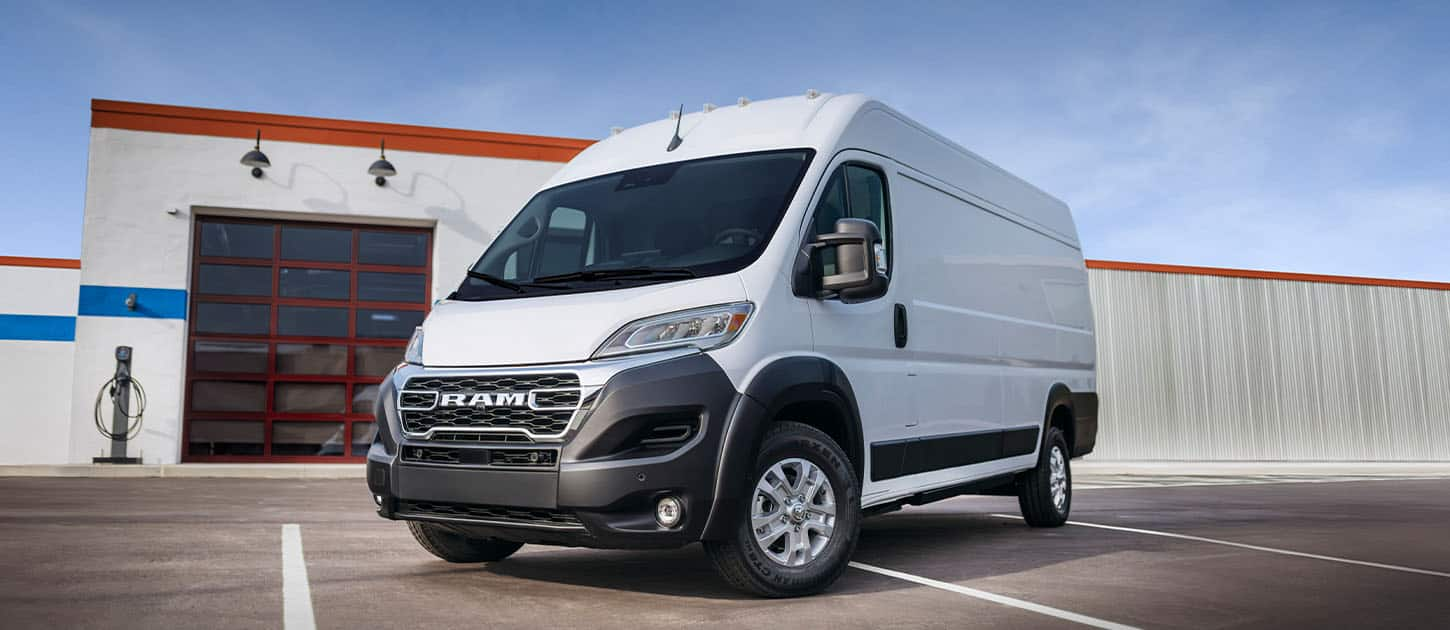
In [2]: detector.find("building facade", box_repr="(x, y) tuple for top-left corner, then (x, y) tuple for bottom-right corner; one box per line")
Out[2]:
(0, 100), (1446, 464)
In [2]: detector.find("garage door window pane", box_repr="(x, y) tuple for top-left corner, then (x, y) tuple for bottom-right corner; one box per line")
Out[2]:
(197, 264), (272, 296)
(274, 383), (346, 414)
(357, 309), (424, 338)
(280, 226), (352, 262)
(354, 345), (402, 376)
(195, 303), (270, 335)
(276, 343), (346, 375)
(279, 268), (350, 300)
(188, 420), (264, 456)
(352, 384), (379, 414)
(193, 341), (268, 373)
(359, 231), (428, 266)
(358, 272), (426, 303)
(272, 422), (345, 456)
(352, 422), (377, 456)
(278, 306), (348, 337)
(200, 222), (273, 259)
(192, 381), (266, 412)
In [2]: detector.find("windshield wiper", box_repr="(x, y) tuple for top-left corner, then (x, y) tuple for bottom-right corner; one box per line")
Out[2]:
(533, 267), (698, 284)
(466, 270), (573, 293)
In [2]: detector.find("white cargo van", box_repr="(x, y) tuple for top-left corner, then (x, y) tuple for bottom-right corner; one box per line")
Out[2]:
(368, 92), (1098, 597)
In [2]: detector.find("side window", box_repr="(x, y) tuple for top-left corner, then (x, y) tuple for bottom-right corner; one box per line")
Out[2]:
(810, 163), (891, 277)
(845, 165), (889, 274)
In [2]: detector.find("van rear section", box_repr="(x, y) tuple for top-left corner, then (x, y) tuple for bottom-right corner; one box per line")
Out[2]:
(367, 92), (1097, 597)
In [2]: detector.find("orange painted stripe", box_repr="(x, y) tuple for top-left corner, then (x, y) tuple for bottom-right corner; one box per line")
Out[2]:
(91, 99), (595, 163)
(0, 256), (81, 269)
(1086, 259), (1450, 291)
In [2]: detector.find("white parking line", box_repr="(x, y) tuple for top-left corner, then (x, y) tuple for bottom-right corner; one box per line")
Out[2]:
(990, 514), (1450, 579)
(281, 524), (317, 630)
(849, 561), (1140, 630)
(1073, 474), (1450, 490)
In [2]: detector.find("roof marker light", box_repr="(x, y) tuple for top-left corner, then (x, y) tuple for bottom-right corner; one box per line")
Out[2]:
(737, 97), (750, 107)
(703, 103), (716, 113)
(806, 89), (820, 99)
(668, 109), (681, 121)
(610, 126), (624, 136)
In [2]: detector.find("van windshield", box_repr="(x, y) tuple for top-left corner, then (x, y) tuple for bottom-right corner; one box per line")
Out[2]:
(453, 149), (814, 301)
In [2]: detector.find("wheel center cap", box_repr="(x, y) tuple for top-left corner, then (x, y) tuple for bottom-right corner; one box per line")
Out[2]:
(788, 501), (807, 523)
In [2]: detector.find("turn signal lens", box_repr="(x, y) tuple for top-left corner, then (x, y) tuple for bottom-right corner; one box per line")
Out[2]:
(594, 303), (753, 359)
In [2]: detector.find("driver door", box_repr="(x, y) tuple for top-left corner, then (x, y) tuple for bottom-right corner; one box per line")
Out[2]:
(802, 152), (918, 505)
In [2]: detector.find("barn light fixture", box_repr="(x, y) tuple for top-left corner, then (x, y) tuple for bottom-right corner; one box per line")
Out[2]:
(239, 130), (270, 178)
(369, 139), (397, 186)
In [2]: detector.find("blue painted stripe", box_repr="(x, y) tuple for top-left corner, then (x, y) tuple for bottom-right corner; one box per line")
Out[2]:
(0, 314), (77, 341)
(78, 285), (189, 319)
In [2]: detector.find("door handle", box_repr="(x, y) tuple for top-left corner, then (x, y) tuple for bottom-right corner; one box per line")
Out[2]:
(893, 303), (908, 348)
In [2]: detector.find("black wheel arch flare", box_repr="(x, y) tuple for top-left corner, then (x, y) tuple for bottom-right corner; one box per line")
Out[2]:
(1042, 382), (1099, 458)
(702, 355), (865, 540)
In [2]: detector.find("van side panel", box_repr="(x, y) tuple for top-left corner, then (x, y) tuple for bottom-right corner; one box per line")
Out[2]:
(837, 107), (1096, 500)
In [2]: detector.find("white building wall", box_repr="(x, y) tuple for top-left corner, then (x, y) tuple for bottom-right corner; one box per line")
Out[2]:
(70, 127), (568, 464)
(0, 264), (79, 464)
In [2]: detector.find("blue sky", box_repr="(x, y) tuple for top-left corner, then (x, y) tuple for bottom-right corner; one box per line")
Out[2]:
(2, 1), (1447, 280)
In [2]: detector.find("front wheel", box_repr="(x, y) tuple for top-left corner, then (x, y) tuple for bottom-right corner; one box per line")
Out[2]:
(1017, 426), (1071, 527)
(704, 421), (861, 597)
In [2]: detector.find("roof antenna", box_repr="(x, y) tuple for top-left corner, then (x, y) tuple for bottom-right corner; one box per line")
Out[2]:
(666, 104), (684, 151)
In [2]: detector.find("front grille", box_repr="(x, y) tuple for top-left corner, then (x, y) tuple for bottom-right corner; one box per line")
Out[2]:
(398, 501), (584, 529)
(400, 373), (581, 437)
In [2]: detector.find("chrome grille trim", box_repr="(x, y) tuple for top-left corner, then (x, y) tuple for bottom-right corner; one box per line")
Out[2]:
(388, 348), (698, 442)
(398, 374), (582, 439)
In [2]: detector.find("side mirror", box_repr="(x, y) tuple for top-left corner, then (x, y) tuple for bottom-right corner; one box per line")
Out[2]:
(814, 218), (888, 302)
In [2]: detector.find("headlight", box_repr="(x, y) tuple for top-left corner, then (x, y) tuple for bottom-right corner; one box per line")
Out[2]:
(403, 326), (424, 365)
(594, 302), (753, 359)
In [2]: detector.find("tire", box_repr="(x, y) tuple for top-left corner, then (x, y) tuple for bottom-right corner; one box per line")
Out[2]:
(703, 421), (861, 598)
(1018, 426), (1071, 527)
(407, 521), (523, 563)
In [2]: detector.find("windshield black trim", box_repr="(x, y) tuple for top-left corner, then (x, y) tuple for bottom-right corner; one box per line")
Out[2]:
(454, 148), (817, 302)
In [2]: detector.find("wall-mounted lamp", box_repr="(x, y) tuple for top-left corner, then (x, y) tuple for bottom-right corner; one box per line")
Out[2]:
(368, 139), (396, 186)
(240, 130), (270, 178)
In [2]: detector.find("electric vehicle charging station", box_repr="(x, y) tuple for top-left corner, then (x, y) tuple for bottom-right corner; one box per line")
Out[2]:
(92, 345), (143, 464)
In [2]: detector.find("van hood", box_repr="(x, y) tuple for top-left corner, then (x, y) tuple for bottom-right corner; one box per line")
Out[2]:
(420, 274), (748, 367)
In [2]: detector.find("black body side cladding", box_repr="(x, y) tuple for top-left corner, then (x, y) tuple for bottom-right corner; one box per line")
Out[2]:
(869, 426), (1039, 482)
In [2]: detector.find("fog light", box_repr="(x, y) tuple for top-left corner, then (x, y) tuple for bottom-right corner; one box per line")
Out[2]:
(655, 496), (683, 528)
(373, 494), (383, 507)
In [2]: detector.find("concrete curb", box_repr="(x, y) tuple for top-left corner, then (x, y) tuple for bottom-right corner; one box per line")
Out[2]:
(0, 464), (365, 479)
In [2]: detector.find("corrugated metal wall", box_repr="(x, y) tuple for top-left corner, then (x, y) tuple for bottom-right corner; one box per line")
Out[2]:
(1090, 269), (1450, 461)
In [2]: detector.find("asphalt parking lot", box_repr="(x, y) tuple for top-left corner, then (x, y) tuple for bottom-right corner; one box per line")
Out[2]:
(3, 473), (1449, 629)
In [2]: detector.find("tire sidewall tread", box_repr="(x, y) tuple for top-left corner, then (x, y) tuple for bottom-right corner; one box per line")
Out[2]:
(1017, 427), (1071, 527)
(705, 421), (861, 598)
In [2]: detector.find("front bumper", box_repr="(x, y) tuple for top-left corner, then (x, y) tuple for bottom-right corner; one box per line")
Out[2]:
(367, 351), (740, 549)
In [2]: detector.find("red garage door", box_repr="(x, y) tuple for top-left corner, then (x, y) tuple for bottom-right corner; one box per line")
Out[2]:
(182, 217), (432, 462)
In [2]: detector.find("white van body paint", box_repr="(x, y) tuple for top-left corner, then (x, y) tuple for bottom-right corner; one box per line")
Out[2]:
(411, 92), (1093, 518)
